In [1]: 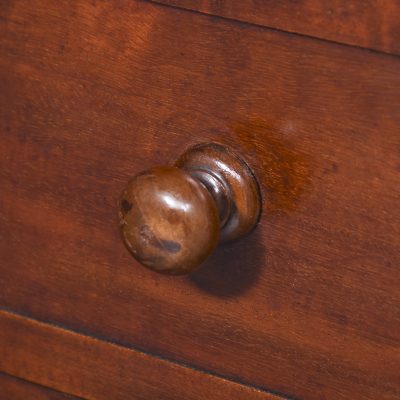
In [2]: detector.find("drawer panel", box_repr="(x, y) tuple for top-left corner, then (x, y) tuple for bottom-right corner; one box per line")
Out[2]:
(1, 1), (400, 399)
(156, 0), (400, 55)
(0, 311), (276, 400)
(0, 372), (77, 400)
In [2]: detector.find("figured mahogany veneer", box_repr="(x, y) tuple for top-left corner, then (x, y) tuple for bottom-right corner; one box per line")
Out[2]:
(0, 0), (400, 399)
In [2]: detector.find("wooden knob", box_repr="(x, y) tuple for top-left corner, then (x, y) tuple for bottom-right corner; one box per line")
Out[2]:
(119, 143), (261, 275)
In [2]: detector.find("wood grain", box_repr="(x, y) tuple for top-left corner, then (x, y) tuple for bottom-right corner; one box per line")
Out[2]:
(155, 0), (400, 55)
(0, 372), (80, 400)
(0, 310), (281, 400)
(0, 1), (400, 399)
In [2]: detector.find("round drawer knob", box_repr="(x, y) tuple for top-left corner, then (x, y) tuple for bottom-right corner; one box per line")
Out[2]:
(118, 143), (261, 275)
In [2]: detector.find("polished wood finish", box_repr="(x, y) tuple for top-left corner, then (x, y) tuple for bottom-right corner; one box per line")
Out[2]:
(1, 1), (400, 399)
(176, 143), (261, 243)
(119, 143), (261, 274)
(0, 373), (79, 400)
(0, 310), (282, 400)
(155, 0), (400, 55)
(120, 166), (220, 275)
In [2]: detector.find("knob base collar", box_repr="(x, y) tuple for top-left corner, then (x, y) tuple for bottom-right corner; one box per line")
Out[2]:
(176, 143), (262, 243)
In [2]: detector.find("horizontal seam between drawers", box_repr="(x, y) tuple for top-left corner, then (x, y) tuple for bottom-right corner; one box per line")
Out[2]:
(0, 306), (299, 400)
(142, 0), (400, 59)
(0, 370), (88, 400)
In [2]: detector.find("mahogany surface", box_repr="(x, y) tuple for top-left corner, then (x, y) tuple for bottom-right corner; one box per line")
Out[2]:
(0, 373), (79, 400)
(0, 310), (281, 400)
(0, 0), (400, 399)
(155, 0), (400, 55)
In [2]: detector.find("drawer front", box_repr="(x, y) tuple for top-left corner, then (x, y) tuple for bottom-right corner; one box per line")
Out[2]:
(1, 1), (399, 399)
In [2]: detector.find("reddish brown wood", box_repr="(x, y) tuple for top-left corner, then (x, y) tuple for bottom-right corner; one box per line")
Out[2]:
(155, 0), (400, 55)
(0, 1), (400, 400)
(120, 166), (220, 275)
(176, 143), (262, 243)
(0, 373), (79, 400)
(119, 143), (261, 274)
(0, 311), (281, 400)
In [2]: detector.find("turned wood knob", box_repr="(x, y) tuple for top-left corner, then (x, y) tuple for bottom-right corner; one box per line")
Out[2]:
(118, 143), (261, 275)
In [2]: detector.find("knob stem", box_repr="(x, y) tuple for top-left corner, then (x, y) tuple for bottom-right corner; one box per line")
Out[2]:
(186, 168), (231, 228)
